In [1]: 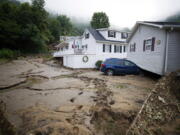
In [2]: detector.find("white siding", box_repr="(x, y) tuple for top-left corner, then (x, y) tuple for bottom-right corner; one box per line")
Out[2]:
(82, 29), (97, 54)
(96, 43), (127, 58)
(127, 25), (166, 75)
(166, 31), (180, 73)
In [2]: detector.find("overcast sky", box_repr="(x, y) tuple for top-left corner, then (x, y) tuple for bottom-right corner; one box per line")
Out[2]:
(35, 0), (180, 28)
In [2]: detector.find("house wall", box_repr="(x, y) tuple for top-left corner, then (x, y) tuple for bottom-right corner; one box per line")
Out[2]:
(166, 31), (180, 73)
(82, 29), (97, 54)
(99, 30), (127, 42)
(63, 55), (97, 68)
(127, 24), (166, 75)
(96, 43), (127, 58)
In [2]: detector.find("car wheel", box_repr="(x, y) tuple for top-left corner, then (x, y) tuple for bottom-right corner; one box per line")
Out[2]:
(106, 69), (114, 76)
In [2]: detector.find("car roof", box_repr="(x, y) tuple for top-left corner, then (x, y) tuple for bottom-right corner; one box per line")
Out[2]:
(105, 58), (136, 64)
(106, 58), (124, 61)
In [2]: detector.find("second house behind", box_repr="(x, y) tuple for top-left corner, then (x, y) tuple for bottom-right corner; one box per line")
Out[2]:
(53, 28), (130, 68)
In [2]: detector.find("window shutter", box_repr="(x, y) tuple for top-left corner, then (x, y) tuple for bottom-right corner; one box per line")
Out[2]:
(120, 46), (122, 53)
(108, 31), (110, 37)
(110, 45), (112, 52)
(151, 37), (155, 51)
(114, 32), (116, 38)
(143, 40), (146, 51)
(114, 45), (116, 53)
(103, 44), (105, 52)
(134, 43), (136, 52)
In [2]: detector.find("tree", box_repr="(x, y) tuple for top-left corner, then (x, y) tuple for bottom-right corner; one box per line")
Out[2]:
(47, 15), (61, 43)
(165, 12), (180, 22)
(57, 15), (73, 36)
(90, 12), (110, 29)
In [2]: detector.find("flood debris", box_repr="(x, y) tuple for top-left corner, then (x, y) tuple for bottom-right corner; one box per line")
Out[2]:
(0, 59), (156, 135)
(127, 71), (180, 135)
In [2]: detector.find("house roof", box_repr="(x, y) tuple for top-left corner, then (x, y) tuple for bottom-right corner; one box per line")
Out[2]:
(55, 42), (69, 49)
(127, 21), (180, 43)
(96, 28), (131, 33)
(87, 28), (126, 44)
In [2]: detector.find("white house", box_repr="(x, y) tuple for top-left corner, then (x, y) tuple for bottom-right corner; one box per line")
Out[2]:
(53, 28), (130, 68)
(127, 21), (180, 75)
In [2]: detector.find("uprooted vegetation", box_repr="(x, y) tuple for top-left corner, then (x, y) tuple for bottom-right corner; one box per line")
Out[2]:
(127, 71), (180, 135)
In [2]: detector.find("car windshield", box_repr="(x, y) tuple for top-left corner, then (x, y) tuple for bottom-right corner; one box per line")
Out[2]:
(124, 61), (135, 66)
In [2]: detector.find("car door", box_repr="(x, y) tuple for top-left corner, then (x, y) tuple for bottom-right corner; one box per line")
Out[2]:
(114, 60), (126, 74)
(124, 60), (137, 74)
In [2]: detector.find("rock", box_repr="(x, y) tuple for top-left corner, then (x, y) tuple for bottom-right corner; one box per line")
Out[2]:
(158, 96), (166, 103)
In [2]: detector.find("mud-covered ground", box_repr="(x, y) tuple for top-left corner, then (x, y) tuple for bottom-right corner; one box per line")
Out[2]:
(0, 58), (155, 135)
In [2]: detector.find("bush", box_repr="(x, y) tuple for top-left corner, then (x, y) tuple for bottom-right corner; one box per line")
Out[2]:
(0, 48), (20, 59)
(95, 60), (103, 70)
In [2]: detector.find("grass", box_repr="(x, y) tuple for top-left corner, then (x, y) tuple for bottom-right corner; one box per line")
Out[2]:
(0, 58), (10, 64)
(0, 48), (20, 59)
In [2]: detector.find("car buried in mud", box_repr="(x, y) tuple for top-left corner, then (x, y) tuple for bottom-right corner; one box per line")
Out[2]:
(100, 58), (140, 76)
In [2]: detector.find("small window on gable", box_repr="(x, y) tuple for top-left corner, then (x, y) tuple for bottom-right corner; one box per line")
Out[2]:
(121, 33), (128, 39)
(143, 37), (155, 52)
(85, 33), (89, 39)
(130, 43), (136, 52)
(108, 31), (116, 38)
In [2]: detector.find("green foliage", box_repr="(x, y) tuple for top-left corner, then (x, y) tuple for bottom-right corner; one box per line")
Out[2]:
(0, 48), (20, 59)
(0, 0), (50, 53)
(47, 16), (61, 42)
(165, 12), (180, 22)
(95, 60), (103, 69)
(57, 15), (73, 36)
(91, 12), (110, 29)
(0, 0), (87, 55)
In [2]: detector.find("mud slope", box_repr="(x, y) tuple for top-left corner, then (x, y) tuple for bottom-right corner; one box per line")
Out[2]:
(127, 71), (180, 135)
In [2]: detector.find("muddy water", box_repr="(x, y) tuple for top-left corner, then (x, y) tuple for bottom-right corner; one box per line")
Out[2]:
(0, 59), (156, 135)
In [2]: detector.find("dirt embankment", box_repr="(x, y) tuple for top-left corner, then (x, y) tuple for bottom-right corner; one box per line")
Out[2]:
(127, 71), (180, 135)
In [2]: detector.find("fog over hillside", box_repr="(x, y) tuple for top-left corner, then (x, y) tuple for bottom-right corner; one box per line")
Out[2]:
(19, 0), (180, 30)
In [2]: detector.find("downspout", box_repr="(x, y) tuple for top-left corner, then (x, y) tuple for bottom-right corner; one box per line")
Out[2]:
(163, 30), (169, 75)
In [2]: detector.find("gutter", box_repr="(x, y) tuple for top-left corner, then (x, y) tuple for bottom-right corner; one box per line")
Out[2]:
(163, 30), (169, 75)
(96, 40), (127, 45)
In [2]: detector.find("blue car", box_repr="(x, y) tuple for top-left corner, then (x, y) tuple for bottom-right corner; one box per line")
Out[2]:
(100, 58), (140, 76)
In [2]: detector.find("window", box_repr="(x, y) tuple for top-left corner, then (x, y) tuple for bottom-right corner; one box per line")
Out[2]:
(121, 33), (128, 39)
(123, 46), (126, 52)
(108, 31), (116, 38)
(117, 60), (124, 66)
(65, 46), (69, 50)
(124, 61), (135, 67)
(103, 44), (112, 53)
(85, 33), (89, 39)
(82, 44), (88, 50)
(130, 43), (136, 52)
(143, 37), (155, 51)
(114, 45), (123, 53)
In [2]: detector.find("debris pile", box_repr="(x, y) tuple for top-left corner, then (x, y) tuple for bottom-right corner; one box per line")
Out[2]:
(127, 71), (180, 135)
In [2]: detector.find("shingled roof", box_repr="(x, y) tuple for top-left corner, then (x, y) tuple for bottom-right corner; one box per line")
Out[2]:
(87, 28), (126, 44)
